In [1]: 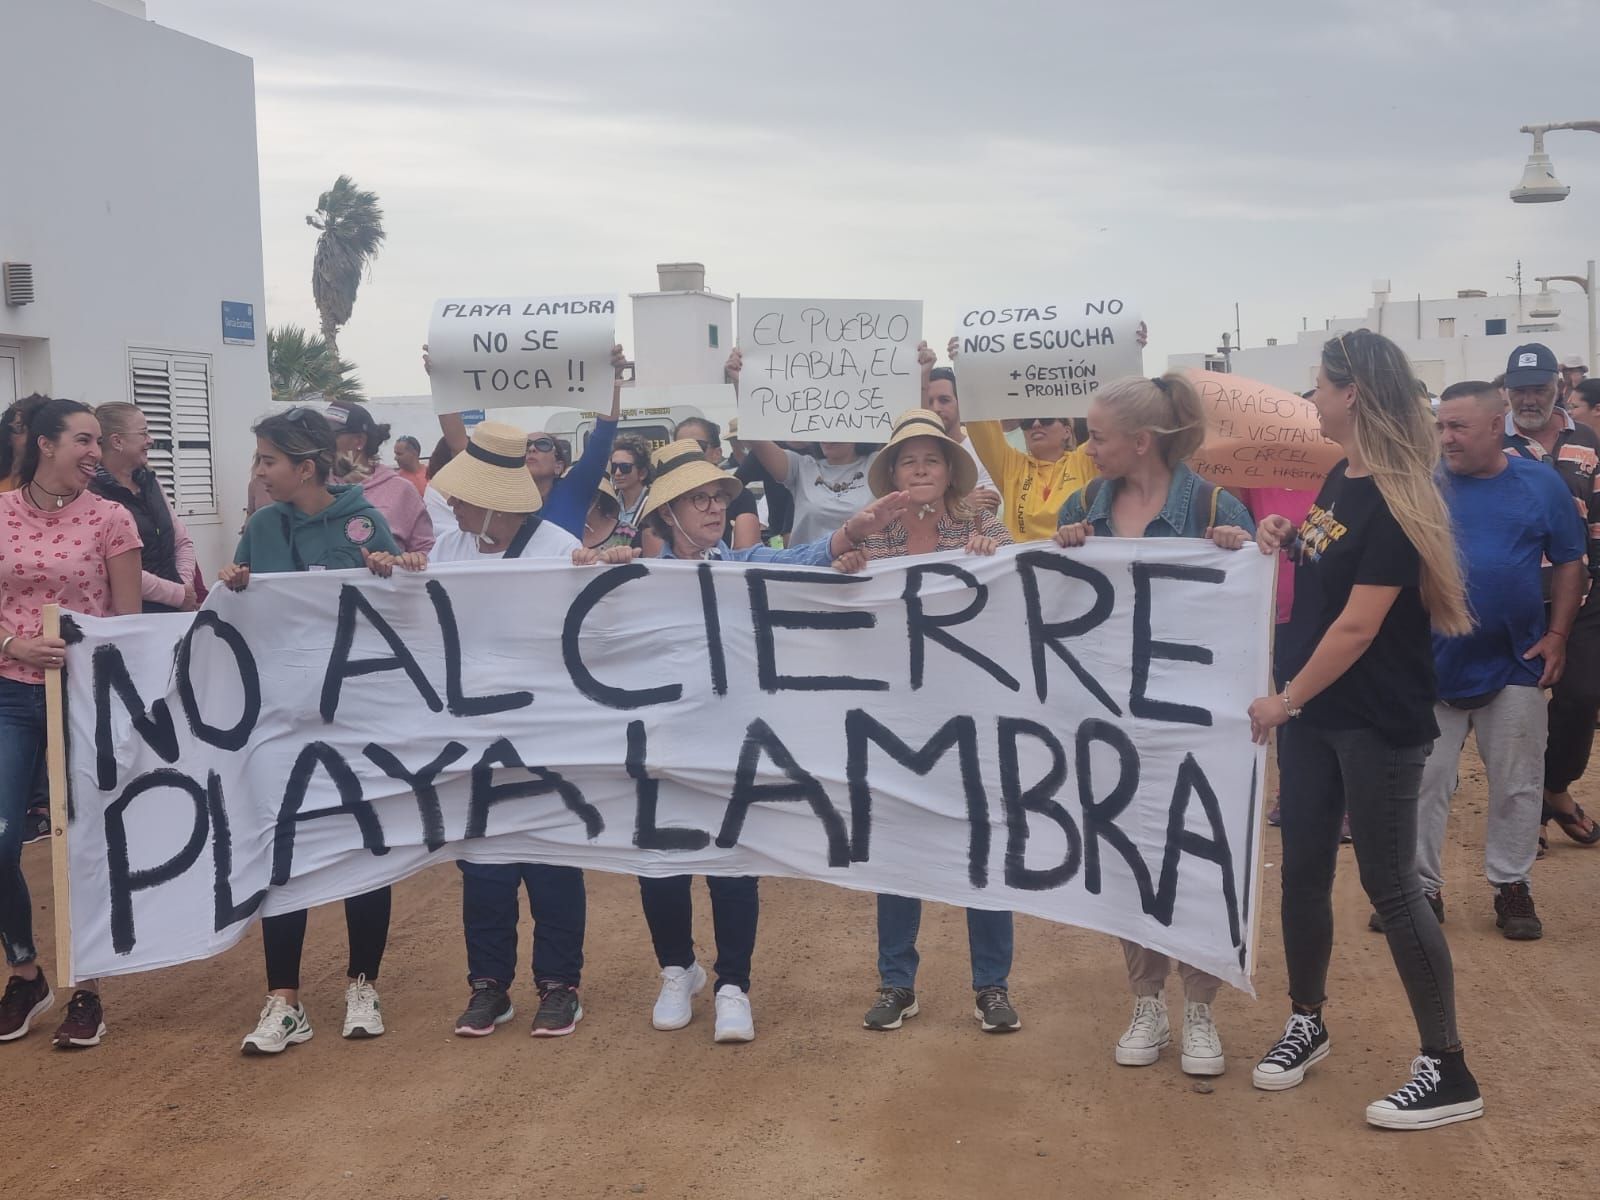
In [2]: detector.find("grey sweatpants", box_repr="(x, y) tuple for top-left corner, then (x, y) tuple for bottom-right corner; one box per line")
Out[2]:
(1416, 686), (1546, 894)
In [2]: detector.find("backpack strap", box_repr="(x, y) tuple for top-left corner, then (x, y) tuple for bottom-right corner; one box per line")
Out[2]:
(503, 513), (544, 559)
(1079, 477), (1104, 516)
(1208, 481), (1220, 531)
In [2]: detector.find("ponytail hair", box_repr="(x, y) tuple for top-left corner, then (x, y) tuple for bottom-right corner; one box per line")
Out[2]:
(20, 397), (94, 485)
(1093, 372), (1207, 468)
(1322, 329), (1470, 636)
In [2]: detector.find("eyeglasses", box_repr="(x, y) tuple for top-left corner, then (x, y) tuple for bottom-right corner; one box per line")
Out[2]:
(609, 461), (636, 475)
(526, 437), (557, 454)
(281, 405), (322, 426)
(681, 488), (729, 512)
(1018, 417), (1061, 430)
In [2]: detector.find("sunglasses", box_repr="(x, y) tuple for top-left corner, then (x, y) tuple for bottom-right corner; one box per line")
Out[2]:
(1018, 417), (1062, 430)
(526, 437), (557, 454)
(609, 461), (636, 475)
(694, 438), (719, 453)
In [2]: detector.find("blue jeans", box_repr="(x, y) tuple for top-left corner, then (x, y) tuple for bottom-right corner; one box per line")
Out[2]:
(876, 895), (1013, 991)
(0, 677), (47, 967)
(459, 861), (586, 988)
(638, 875), (758, 993)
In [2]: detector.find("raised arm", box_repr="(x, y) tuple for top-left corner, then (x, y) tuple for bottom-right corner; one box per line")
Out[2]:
(725, 347), (791, 480)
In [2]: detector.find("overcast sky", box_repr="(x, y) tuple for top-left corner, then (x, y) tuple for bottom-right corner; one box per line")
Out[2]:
(156, 0), (1600, 396)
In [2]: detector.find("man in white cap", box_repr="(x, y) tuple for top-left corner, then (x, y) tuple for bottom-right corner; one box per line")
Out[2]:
(1559, 354), (1589, 408)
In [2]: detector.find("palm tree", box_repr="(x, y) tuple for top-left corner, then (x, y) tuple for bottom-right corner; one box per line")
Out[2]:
(267, 325), (364, 405)
(306, 175), (386, 357)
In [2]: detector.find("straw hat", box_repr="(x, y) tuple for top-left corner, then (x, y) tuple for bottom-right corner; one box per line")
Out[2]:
(429, 422), (543, 513)
(639, 439), (742, 519)
(867, 409), (978, 497)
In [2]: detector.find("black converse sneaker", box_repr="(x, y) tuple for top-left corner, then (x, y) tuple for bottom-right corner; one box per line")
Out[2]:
(1251, 1012), (1330, 1091)
(1365, 1052), (1484, 1130)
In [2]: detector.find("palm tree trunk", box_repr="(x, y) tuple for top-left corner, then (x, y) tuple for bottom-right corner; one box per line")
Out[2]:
(320, 314), (340, 359)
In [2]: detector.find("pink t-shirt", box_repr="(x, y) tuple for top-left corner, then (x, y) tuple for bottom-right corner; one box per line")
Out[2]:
(1, 489), (141, 684)
(1240, 486), (1316, 625)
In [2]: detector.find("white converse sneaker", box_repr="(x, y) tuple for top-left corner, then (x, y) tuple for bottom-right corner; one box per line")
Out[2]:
(651, 963), (707, 1031)
(241, 995), (313, 1055)
(713, 984), (755, 1043)
(343, 975), (384, 1039)
(1114, 995), (1170, 1066)
(1180, 1001), (1225, 1076)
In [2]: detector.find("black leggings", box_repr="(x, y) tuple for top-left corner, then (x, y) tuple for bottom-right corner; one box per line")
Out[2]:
(262, 887), (391, 992)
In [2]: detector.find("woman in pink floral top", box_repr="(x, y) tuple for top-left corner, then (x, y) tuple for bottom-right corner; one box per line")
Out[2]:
(0, 398), (142, 1049)
(836, 409), (1021, 1036)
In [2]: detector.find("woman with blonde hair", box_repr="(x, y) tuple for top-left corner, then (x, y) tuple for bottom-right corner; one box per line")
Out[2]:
(1246, 329), (1482, 1130)
(89, 402), (197, 613)
(1052, 373), (1255, 1075)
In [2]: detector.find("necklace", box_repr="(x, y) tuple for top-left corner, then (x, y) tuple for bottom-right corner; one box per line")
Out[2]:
(27, 480), (75, 510)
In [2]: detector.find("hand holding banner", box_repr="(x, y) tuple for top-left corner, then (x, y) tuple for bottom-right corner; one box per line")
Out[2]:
(1185, 370), (1343, 490)
(952, 299), (1144, 421)
(735, 298), (921, 442)
(427, 295), (617, 415)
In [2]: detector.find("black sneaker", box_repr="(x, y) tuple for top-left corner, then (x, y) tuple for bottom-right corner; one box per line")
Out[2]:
(863, 986), (918, 1031)
(1369, 891), (1445, 932)
(52, 989), (106, 1049)
(974, 986), (1021, 1033)
(1251, 1012), (1330, 1091)
(1365, 1052), (1484, 1129)
(1494, 882), (1542, 940)
(0, 972), (54, 1042)
(23, 808), (50, 846)
(453, 979), (514, 1037)
(531, 982), (582, 1038)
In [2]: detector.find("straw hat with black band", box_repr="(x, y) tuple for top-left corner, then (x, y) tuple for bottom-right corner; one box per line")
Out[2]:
(867, 408), (979, 498)
(430, 421), (544, 514)
(639, 438), (743, 519)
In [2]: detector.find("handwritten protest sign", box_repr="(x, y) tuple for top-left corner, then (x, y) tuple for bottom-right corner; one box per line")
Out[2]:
(65, 541), (1272, 990)
(427, 295), (616, 415)
(1186, 370), (1343, 490)
(952, 299), (1144, 422)
(736, 298), (921, 442)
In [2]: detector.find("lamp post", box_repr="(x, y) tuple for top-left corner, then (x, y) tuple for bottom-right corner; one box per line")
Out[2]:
(1511, 121), (1600, 202)
(1532, 261), (1597, 374)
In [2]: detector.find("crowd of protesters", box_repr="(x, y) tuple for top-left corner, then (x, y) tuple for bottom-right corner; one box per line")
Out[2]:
(3, 327), (1596, 1135)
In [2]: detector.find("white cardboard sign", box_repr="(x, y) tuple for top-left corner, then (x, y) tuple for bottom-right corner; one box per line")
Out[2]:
(427, 295), (616, 415)
(736, 298), (922, 442)
(952, 299), (1144, 421)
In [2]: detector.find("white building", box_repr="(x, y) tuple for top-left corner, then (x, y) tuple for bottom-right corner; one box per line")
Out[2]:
(1168, 278), (1596, 395)
(1, 0), (268, 573)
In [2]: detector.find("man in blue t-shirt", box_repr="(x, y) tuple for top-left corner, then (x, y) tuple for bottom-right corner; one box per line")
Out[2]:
(1409, 381), (1585, 942)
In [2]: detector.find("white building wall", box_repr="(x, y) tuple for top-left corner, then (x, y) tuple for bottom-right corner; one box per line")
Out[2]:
(630, 290), (732, 387)
(0, 0), (268, 573)
(1169, 290), (1588, 396)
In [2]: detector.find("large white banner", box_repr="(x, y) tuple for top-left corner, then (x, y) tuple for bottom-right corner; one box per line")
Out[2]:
(64, 541), (1272, 989)
(736, 298), (922, 442)
(953, 298), (1144, 421)
(426, 295), (616, 414)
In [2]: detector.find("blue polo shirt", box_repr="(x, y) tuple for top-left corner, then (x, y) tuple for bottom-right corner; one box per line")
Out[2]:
(1433, 454), (1585, 699)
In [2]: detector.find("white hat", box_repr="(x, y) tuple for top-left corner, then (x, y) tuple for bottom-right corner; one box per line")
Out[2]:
(1560, 355), (1589, 372)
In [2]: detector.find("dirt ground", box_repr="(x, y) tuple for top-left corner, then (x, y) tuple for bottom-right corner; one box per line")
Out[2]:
(9, 740), (1597, 1200)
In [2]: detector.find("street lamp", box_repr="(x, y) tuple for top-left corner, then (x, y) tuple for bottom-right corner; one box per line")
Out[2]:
(1511, 121), (1600, 202)
(1535, 261), (1598, 374)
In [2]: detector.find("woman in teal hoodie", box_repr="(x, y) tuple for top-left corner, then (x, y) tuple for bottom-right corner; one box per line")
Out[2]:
(220, 406), (424, 1056)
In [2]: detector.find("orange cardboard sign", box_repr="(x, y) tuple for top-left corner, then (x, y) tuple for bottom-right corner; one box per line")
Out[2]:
(1185, 369), (1343, 490)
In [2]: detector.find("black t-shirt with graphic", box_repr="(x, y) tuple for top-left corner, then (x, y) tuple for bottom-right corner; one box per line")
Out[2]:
(1281, 462), (1438, 746)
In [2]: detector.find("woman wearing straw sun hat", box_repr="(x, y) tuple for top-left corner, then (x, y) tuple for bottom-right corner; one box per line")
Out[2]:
(425, 422), (638, 1041)
(829, 410), (1021, 1036)
(637, 438), (911, 1043)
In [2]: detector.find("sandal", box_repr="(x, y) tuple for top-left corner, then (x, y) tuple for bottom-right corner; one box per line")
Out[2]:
(1542, 799), (1600, 846)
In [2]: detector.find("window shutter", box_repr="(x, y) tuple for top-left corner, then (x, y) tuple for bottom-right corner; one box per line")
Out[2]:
(128, 348), (216, 516)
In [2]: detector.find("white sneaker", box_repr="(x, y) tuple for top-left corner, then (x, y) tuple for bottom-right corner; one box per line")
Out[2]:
(713, 984), (755, 1043)
(241, 995), (313, 1055)
(1180, 1001), (1225, 1076)
(1114, 995), (1170, 1066)
(343, 975), (384, 1039)
(651, 963), (707, 1031)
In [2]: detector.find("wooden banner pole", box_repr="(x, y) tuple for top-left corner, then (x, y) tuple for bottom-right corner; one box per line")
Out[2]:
(43, 603), (72, 988)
